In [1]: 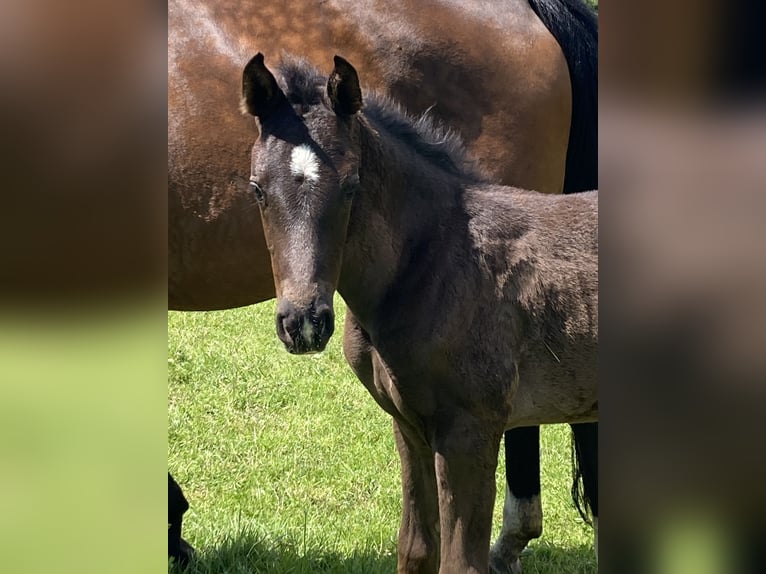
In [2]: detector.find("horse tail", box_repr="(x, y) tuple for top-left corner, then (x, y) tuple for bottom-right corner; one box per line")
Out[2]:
(527, 0), (598, 194)
(571, 429), (592, 524)
(570, 422), (598, 525)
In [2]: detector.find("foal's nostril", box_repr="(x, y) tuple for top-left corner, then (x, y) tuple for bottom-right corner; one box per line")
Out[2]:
(280, 315), (290, 336)
(276, 307), (299, 348)
(314, 305), (334, 340)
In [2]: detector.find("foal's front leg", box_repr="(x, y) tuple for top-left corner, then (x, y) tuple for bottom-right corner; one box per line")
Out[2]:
(394, 419), (440, 574)
(434, 416), (502, 574)
(342, 312), (439, 573)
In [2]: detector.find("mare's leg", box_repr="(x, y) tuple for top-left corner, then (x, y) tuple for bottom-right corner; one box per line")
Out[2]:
(490, 426), (543, 574)
(168, 472), (194, 567)
(571, 422), (598, 560)
(434, 414), (502, 574)
(394, 420), (441, 574)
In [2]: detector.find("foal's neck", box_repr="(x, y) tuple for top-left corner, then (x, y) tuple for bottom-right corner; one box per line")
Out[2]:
(338, 114), (470, 327)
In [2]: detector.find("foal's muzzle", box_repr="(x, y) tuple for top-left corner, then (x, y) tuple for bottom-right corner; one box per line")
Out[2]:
(275, 298), (334, 354)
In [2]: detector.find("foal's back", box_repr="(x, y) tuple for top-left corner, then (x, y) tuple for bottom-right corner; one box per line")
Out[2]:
(463, 187), (598, 426)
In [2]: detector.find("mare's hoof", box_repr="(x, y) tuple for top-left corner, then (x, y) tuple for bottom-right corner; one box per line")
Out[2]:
(170, 538), (195, 569)
(489, 556), (522, 574)
(490, 547), (533, 574)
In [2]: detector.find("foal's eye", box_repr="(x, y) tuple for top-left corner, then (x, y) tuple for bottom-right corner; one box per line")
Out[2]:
(249, 179), (265, 203)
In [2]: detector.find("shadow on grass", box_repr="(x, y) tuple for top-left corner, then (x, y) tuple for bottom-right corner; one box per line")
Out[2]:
(168, 530), (397, 574)
(520, 542), (597, 574)
(169, 532), (595, 574)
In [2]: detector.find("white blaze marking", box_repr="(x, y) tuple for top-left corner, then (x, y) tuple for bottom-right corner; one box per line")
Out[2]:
(290, 145), (320, 183)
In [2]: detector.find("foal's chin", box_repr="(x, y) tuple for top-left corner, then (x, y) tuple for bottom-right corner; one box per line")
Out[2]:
(283, 337), (329, 355)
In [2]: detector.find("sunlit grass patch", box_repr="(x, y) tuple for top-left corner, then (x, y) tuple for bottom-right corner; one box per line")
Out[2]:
(169, 298), (595, 573)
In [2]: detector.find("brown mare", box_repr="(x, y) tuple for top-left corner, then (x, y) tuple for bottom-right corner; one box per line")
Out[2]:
(241, 54), (598, 574)
(169, 0), (597, 568)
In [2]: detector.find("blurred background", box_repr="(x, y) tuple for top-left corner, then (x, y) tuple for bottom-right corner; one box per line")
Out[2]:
(599, 1), (766, 572)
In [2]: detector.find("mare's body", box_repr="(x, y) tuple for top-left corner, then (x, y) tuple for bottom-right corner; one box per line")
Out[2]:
(168, 0), (592, 310)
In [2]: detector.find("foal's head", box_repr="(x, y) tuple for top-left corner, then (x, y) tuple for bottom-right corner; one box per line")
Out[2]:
(241, 54), (363, 354)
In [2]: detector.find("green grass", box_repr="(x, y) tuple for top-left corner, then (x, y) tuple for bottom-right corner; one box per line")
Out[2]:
(169, 298), (595, 573)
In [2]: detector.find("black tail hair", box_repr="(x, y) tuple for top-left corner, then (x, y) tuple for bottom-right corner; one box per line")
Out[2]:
(571, 422), (598, 524)
(528, 0), (598, 194)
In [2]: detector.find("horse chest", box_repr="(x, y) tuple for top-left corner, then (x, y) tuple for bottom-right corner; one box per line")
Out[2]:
(367, 337), (518, 427)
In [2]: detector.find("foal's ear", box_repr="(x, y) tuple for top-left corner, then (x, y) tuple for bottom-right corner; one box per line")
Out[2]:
(327, 55), (363, 116)
(241, 53), (286, 118)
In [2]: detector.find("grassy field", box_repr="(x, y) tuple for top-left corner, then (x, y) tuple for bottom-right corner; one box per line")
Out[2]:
(168, 298), (595, 573)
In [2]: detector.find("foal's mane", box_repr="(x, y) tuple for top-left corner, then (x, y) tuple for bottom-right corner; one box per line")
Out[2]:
(276, 57), (486, 182)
